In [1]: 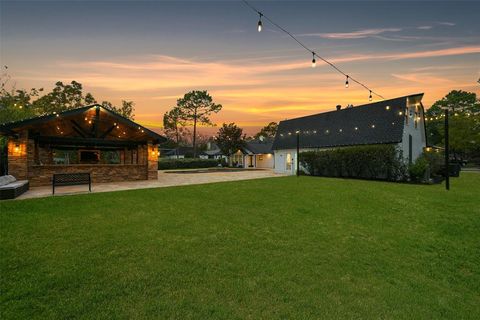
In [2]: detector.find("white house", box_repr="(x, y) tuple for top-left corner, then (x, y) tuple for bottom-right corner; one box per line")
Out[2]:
(230, 139), (275, 169)
(272, 94), (427, 175)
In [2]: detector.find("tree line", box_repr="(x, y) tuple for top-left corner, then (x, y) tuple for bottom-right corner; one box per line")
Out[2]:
(425, 90), (480, 163)
(0, 67), (135, 123)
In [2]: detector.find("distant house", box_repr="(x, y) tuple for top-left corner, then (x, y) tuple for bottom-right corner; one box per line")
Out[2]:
(272, 94), (427, 175)
(231, 138), (274, 169)
(0, 104), (166, 186)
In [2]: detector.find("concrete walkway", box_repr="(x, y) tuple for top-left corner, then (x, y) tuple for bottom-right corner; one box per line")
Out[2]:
(16, 169), (283, 200)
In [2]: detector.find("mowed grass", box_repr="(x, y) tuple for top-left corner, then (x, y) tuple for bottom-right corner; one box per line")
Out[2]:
(1, 174), (479, 319)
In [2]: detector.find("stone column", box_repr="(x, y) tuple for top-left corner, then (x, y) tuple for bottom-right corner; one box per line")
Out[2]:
(7, 130), (29, 180)
(147, 143), (158, 180)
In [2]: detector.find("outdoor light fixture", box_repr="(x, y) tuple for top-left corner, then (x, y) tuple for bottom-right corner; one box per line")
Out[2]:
(369, 91), (372, 101)
(257, 12), (263, 32)
(385, 106), (390, 110)
(371, 124), (375, 128)
(399, 111), (403, 116)
(311, 52), (316, 68)
(14, 144), (20, 152)
(354, 127), (358, 131)
(244, 0), (384, 102)
(339, 129), (343, 132)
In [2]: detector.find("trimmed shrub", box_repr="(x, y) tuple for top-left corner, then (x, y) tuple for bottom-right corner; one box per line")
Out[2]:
(409, 151), (445, 182)
(299, 144), (407, 181)
(158, 158), (221, 170)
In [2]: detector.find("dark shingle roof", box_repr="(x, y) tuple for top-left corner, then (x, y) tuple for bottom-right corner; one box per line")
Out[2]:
(272, 94), (423, 150)
(0, 104), (166, 143)
(244, 140), (273, 154)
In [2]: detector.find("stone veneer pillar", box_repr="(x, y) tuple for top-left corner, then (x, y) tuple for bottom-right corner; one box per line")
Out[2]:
(7, 130), (29, 180)
(147, 143), (159, 180)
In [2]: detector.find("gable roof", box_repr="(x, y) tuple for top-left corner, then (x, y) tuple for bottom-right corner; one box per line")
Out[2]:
(272, 94), (423, 150)
(0, 104), (166, 143)
(244, 140), (273, 154)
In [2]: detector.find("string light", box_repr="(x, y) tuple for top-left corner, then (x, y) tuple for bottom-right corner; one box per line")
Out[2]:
(385, 106), (390, 110)
(311, 52), (316, 68)
(345, 76), (349, 88)
(242, 0), (385, 101)
(257, 12), (263, 32)
(369, 91), (372, 102)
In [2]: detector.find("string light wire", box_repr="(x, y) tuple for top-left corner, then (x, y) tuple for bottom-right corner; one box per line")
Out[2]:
(242, 0), (385, 100)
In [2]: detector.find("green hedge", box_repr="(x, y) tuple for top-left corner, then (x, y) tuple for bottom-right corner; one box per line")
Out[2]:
(299, 144), (408, 181)
(409, 151), (444, 183)
(158, 158), (222, 170)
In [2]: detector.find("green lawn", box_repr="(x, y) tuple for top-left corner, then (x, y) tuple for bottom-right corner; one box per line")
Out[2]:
(1, 174), (479, 319)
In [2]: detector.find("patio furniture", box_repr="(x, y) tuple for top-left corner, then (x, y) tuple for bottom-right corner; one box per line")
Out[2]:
(52, 173), (91, 195)
(0, 175), (29, 200)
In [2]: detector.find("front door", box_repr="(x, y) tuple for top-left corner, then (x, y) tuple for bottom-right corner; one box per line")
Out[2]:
(286, 153), (292, 173)
(248, 155), (254, 167)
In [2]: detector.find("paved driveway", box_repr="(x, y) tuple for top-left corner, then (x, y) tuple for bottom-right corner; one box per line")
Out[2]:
(15, 169), (282, 200)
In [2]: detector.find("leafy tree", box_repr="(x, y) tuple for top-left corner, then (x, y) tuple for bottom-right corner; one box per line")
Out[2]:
(0, 69), (135, 121)
(163, 107), (189, 158)
(215, 123), (245, 166)
(177, 90), (222, 157)
(33, 81), (97, 114)
(254, 122), (278, 140)
(101, 100), (135, 120)
(425, 90), (480, 161)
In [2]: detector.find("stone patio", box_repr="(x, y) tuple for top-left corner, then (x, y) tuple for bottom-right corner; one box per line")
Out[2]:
(15, 169), (282, 200)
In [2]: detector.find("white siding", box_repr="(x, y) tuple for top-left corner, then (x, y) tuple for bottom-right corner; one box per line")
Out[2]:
(399, 99), (427, 163)
(255, 154), (274, 168)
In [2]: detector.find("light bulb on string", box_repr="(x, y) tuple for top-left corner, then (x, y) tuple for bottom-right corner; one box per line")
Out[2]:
(311, 52), (316, 68)
(257, 13), (263, 32)
(345, 75), (349, 88)
(369, 91), (372, 102)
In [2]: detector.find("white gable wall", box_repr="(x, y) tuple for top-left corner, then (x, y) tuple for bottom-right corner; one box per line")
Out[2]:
(398, 99), (427, 163)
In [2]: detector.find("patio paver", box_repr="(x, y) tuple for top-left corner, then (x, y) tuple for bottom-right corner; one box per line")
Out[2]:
(15, 169), (282, 200)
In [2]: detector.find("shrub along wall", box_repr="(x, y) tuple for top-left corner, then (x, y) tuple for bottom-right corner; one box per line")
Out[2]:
(158, 158), (221, 170)
(299, 144), (408, 181)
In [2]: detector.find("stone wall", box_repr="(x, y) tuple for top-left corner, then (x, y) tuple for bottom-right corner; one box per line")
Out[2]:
(28, 164), (149, 186)
(7, 131), (29, 180)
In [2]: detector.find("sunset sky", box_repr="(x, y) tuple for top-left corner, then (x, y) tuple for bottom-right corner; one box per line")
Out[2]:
(1, 1), (479, 134)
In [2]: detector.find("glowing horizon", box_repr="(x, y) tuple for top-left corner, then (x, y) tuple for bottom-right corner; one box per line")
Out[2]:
(1, 1), (479, 133)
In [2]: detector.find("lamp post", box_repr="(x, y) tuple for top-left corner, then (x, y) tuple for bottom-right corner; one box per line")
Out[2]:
(296, 130), (300, 177)
(443, 107), (449, 190)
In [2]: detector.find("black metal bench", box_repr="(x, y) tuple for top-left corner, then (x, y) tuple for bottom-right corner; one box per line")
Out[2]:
(52, 173), (91, 195)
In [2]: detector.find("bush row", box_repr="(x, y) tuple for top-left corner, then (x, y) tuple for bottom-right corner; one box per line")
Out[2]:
(158, 158), (222, 170)
(299, 145), (408, 181)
